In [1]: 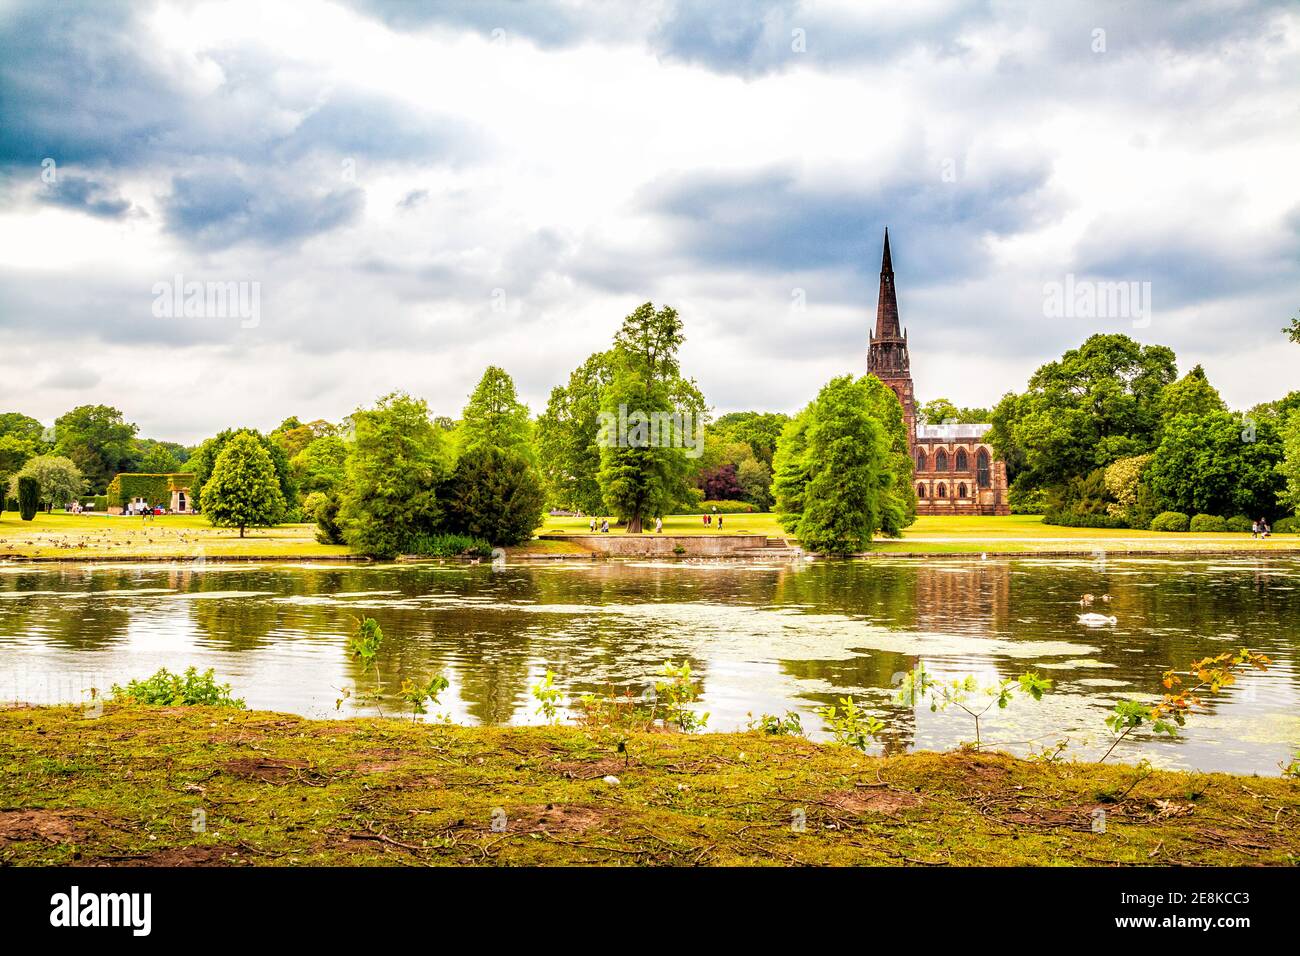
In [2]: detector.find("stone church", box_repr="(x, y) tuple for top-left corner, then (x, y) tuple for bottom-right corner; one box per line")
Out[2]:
(866, 229), (1010, 515)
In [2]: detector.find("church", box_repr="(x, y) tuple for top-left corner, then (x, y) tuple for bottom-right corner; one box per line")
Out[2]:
(866, 229), (1010, 516)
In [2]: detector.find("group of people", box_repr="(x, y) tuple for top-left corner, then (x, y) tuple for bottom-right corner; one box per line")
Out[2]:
(701, 512), (723, 529)
(1252, 518), (1272, 538)
(586, 516), (667, 533)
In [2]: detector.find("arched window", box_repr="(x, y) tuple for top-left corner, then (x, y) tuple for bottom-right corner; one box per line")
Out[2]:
(915, 449), (927, 472)
(935, 449), (949, 472)
(937, 483), (947, 498)
(917, 484), (926, 499)
(955, 448), (968, 471)
(977, 449), (991, 489)
(958, 483), (967, 498)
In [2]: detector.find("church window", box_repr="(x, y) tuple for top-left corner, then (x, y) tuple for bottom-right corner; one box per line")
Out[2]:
(977, 449), (991, 489)
(955, 448), (968, 471)
(917, 484), (926, 499)
(958, 483), (967, 498)
(937, 483), (947, 498)
(916, 449), (927, 471)
(935, 449), (948, 471)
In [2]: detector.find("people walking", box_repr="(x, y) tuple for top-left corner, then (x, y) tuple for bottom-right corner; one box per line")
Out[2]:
(601, 518), (609, 534)
(716, 515), (723, 531)
(1252, 519), (1260, 538)
(655, 516), (663, 533)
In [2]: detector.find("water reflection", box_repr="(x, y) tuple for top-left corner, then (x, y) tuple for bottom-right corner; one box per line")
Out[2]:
(1, 557), (1297, 774)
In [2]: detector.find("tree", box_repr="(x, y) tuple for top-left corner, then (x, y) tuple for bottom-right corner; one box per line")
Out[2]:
(1155, 365), (1225, 428)
(442, 447), (545, 545)
(290, 435), (349, 499)
(17, 476), (40, 521)
(737, 458), (773, 509)
(1278, 414), (1300, 517)
(711, 412), (789, 467)
(988, 334), (1177, 493)
(53, 405), (139, 492)
(1284, 311), (1299, 345)
(774, 376), (893, 554)
(272, 418), (337, 460)
(1146, 411), (1284, 518)
(8, 455), (85, 511)
(190, 429), (294, 508)
(861, 374), (917, 536)
(460, 366), (534, 462)
(338, 392), (452, 557)
(699, 463), (744, 501)
(536, 351), (615, 513)
(1102, 454), (1153, 523)
(137, 442), (181, 474)
(199, 433), (287, 537)
(918, 398), (991, 425)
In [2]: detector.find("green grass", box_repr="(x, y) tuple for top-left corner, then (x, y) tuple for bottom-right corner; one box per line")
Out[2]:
(0, 511), (349, 560)
(1, 705), (1295, 866)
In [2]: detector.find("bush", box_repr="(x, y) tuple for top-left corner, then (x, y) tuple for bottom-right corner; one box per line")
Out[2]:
(1225, 514), (1252, 533)
(405, 532), (493, 558)
(1274, 516), (1297, 534)
(689, 500), (756, 514)
(109, 667), (245, 708)
(17, 476), (39, 521)
(441, 447), (545, 546)
(1042, 509), (1128, 529)
(1150, 511), (1190, 532)
(302, 491), (345, 545)
(1189, 514), (1227, 533)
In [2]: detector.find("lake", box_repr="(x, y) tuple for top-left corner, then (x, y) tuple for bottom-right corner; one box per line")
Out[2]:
(2, 556), (1297, 774)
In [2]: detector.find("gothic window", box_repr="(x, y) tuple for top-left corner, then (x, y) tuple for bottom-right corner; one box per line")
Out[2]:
(917, 484), (926, 499)
(916, 449), (927, 472)
(937, 483), (947, 498)
(977, 449), (991, 489)
(958, 483), (967, 498)
(935, 449), (948, 471)
(955, 448), (968, 471)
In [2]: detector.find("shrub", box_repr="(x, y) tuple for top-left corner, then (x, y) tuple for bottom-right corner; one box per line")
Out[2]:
(1189, 513), (1227, 533)
(1043, 509), (1128, 529)
(302, 490), (345, 545)
(1150, 511), (1190, 532)
(440, 446), (545, 546)
(691, 499), (755, 514)
(109, 667), (245, 708)
(405, 532), (493, 558)
(17, 476), (39, 521)
(1224, 514), (1252, 533)
(1274, 516), (1297, 534)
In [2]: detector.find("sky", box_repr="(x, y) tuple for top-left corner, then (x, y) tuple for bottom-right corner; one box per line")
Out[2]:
(1, 0), (1298, 444)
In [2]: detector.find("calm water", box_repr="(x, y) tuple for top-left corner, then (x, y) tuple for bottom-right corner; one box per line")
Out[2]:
(2, 556), (1297, 774)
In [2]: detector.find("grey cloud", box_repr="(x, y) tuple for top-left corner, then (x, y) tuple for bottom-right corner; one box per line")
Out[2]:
(37, 173), (134, 219)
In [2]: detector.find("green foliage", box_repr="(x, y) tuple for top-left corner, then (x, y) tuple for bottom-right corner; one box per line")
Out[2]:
(53, 404), (139, 492)
(302, 490), (345, 545)
(459, 366), (535, 462)
(817, 697), (884, 751)
(441, 446), (545, 546)
(199, 433), (286, 536)
(109, 667), (245, 708)
(918, 398), (991, 425)
(1147, 411), (1283, 518)
(711, 411), (790, 468)
(17, 476), (39, 521)
(348, 616), (384, 672)
(536, 351), (615, 513)
(290, 435), (348, 500)
(895, 664), (1052, 750)
(1188, 513), (1227, 533)
(1274, 516), (1297, 533)
(1150, 510), (1190, 532)
(690, 499), (755, 514)
(190, 429), (293, 508)
(1224, 514), (1252, 533)
(773, 375), (896, 554)
(405, 532), (493, 558)
(1155, 364), (1225, 431)
(8, 455), (85, 510)
(398, 674), (449, 722)
(136, 442), (182, 474)
(106, 472), (191, 510)
(1278, 413), (1300, 517)
(531, 670), (563, 724)
(338, 392), (451, 558)
(746, 711), (804, 736)
(1284, 312), (1300, 345)
(653, 660), (709, 732)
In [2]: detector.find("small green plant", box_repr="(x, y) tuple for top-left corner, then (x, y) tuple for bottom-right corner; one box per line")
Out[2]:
(654, 660), (709, 732)
(398, 674), (449, 722)
(406, 532), (493, 558)
(1282, 751), (1299, 779)
(1102, 649), (1271, 763)
(818, 697), (884, 751)
(575, 686), (652, 732)
(344, 616), (386, 714)
(532, 669), (563, 724)
(895, 664), (1052, 750)
(747, 711), (804, 736)
(109, 667), (245, 708)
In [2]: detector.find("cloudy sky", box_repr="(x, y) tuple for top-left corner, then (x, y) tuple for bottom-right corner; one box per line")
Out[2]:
(1, 0), (1298, 443)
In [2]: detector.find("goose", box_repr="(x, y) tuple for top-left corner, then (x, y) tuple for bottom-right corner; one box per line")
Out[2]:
(1077, 612), (1118, 626)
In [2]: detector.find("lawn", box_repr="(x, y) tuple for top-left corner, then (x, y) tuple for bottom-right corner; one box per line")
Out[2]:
(0, 512), (349, 560)
(2, 705), (1296, 866)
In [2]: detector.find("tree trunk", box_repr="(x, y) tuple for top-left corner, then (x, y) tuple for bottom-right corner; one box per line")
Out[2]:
(626, 514), (643, 534)
(239, 525), (246, 538)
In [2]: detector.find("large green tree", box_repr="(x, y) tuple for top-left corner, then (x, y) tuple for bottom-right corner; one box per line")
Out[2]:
(198, 433), (287, 537)
(460, 366), (534, 462)
(1146, 411), (1284, 518)
(53, 405), (139, 492)
(536, 351), (615, 513)
(989, 334), (1177, 494)
(7, 455), (85, 511)
(290, 435), (349, 499)
(773, 375), (893, 554)
(190, 429), (293, 509)
(338, 392), (452, 557)
(442, 447), (545, 545)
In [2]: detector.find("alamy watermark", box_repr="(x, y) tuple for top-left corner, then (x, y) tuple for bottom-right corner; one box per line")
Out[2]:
(1043, 273), (1151, 328)
(596, 405), (705, 458)
(152, 274), (260, 328)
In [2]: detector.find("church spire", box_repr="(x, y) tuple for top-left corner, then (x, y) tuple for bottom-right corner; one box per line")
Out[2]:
(874, 227), (901, 339)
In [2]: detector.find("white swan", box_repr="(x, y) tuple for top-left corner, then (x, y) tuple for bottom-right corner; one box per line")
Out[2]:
(1077, 612), (1118, 626)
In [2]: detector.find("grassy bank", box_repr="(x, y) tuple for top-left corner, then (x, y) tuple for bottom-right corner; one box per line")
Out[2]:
(2, 706), (1296, 866)
(1, 512), (1295, 562)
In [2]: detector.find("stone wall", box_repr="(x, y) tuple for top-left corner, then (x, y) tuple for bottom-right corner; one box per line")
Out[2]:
(539, 534), (790, 557)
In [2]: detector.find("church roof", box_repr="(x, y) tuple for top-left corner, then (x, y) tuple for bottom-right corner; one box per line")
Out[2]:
(873, 227), (902, 340)
(917, 423), (993, 440)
